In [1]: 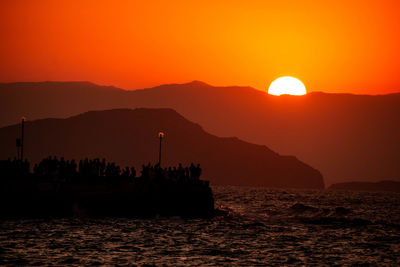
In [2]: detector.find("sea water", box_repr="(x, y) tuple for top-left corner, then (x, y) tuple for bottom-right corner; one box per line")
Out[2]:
(1, 186), (399, 265)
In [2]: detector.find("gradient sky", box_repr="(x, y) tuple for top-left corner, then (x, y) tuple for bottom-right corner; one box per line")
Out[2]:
(1, 0), (399, 94)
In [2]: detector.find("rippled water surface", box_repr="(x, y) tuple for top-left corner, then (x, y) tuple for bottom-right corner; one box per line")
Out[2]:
(1, 186), (399, 265)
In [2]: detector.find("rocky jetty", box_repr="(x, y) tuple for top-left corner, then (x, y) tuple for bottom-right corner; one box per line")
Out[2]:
(0, 158), (214, 218)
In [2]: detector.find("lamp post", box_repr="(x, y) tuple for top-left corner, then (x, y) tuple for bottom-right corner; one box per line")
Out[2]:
(21, 117), (25, 161)
(158, 131), (165, 166)
(16, 138), (21, 160)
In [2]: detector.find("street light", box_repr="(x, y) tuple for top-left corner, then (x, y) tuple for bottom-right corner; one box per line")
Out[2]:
(21, 117), (26, 161)
(158, 131), (165, 166)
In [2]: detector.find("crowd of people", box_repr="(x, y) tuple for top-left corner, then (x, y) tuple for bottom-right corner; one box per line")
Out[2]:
(141, 162), (202, 182)
(32, 157), (136, 181)
(0, 158), (30, 178)
(0, 156), (203, 184)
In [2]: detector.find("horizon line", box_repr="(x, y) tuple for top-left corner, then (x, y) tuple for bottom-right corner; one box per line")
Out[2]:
(0, 80), (399, 96)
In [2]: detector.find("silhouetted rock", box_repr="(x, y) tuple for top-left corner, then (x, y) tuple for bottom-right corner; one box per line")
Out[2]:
(328, 180), (400, 193)
(1, 81), (399, 186)
(0, 108), (324, 189)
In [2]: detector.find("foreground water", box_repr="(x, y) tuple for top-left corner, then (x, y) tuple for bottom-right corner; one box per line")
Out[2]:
(1, 186), (399, 265)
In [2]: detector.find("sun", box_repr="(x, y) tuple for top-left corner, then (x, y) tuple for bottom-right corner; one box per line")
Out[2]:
(268, 76), (307, 96)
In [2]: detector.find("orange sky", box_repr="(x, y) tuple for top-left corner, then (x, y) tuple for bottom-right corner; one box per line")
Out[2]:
(0, 0), (399, 94)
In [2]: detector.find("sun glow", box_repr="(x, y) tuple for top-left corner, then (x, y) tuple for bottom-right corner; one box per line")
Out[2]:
(268, 77), (307, 96)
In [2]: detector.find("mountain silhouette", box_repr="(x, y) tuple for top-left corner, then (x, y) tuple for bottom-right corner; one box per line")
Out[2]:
(0, 108), (324, 189)
(1, 81), (399, 185)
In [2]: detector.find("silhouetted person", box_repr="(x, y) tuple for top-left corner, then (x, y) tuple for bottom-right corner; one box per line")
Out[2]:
(154, 163), (163, 180)
(130, 167), (136, 178)
(178, 163), (184, 180)
(190, 164), (195, 179)
(79, 160), (83, 176)
(100, 158), (106, 176)
(196, 164), (202, 180)
(122, 167), (130, 177)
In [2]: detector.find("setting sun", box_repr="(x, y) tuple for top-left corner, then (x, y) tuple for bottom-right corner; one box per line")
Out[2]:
(268, 77), (307, 96)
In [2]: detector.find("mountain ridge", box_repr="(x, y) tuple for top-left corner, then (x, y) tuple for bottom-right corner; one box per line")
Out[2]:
(0, 108), (324, 189)
(1, 81), (399, 185)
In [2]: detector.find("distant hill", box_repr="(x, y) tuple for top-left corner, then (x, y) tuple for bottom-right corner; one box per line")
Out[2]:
(328, 181), (400, 193)
(0, 108), (324, 189)
(0, 81), (131, 127)
(1, 81), (399, 185)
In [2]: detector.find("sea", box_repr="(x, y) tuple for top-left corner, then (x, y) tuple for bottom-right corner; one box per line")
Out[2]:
(0, 186), (399, 266)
